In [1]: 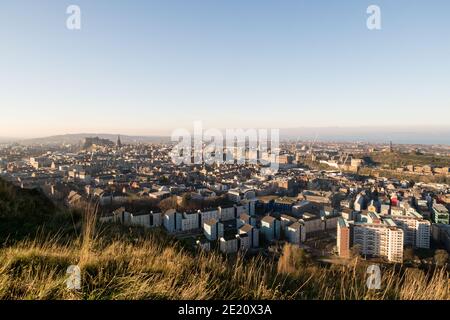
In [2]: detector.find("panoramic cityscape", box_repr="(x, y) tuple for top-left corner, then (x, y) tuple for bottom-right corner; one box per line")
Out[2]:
(0, 0), (449, 312)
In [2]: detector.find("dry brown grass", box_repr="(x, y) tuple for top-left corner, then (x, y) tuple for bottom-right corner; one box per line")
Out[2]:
(276, 244), (449, 300)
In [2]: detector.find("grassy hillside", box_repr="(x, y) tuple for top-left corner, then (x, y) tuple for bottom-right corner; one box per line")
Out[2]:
(363, 151), (450, 169)
(357, 167), (450, 184)
(0, 229), (449, 300)
(0, 179), (78, 242)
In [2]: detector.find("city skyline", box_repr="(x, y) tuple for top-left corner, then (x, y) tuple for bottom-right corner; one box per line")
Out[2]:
(1, 1), (450, 138)
(2, 125), (450, 146)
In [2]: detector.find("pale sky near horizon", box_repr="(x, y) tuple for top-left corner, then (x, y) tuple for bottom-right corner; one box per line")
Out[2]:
(1, 0), (450, 138)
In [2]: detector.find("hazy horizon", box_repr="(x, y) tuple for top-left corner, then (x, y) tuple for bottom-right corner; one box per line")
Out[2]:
(2, 125), (450, 145)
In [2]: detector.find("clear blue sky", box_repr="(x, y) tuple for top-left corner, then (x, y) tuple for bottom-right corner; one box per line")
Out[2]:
(1, 0), (450, 138)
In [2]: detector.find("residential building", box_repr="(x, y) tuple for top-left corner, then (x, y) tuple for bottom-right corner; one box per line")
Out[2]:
(237, 233), (251, 251)
(285, 222), (302, 245)
(388, 213), (430, 248)
(199, 209), (219, 226)
(219, 234), (238, 254)
(203, 218), (224, 241)
(351, 220), (404, 263)
(181, 212), (200, 231)
(163, 209), (183, 233)
(218, 205), (236, 221)
(432, 203), (449, 224)
(337, 218), (351, 258)
(239, 223), (259, 248)
(354, 194), (365, 212)
(236, 213), (257, 228)
(299, 213), (324, 235)
(261, 215), (281, 241)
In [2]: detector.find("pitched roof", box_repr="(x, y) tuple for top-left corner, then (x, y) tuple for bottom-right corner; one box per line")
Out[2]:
(262, 215), (276, 223)
(239, 223), (253, 233)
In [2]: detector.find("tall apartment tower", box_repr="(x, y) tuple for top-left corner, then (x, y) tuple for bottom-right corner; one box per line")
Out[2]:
(337, 219), (404, 263)
(337, 218), (351, 258)
(352, 221), (404, 263)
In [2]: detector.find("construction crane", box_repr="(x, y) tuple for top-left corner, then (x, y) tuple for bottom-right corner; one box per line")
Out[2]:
(307, 134), (318, 160)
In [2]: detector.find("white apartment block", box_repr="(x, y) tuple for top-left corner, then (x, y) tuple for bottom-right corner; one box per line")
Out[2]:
(129, 211), (161, 228)
(203, 218), (224, 241)
(196, 239), (211, 252)
(300, 214), (324, 234)
(352, 220), (404, 263)
(354, 195), (365, 212)
(237, 233), (251, 251)
(389, 215), (430, 249)
(280, 214), (297, 229)
(181, 212), (200, 231)
(285, 222), (302, 245)
(218, 206), (236, 221)
(99, 208), (131, 225)
(261, 216), (281, 241)
(241, 199), (256, 216)
(100, 209), (161, 229)
(200, 209), (219, 227)
(235, 205), (246, 217)
(163, 209), (182, 233)
(236, 213), (257, 228)
(238, 223), (259, 248)
(219, 235), (238, 254)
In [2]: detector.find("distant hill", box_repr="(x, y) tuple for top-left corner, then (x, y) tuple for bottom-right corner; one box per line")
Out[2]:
(18, 133), (171, 146)
(0, 137), (20, 143)
(4, 126), (450, 146)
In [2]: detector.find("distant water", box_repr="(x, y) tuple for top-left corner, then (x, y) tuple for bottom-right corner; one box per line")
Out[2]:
(280, 128), (450, 145)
